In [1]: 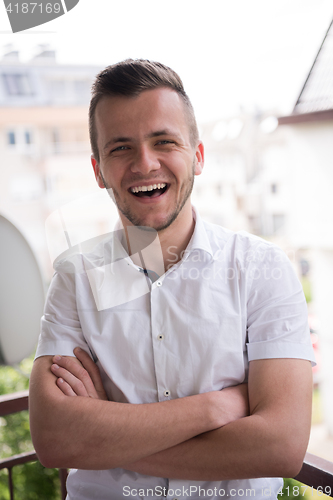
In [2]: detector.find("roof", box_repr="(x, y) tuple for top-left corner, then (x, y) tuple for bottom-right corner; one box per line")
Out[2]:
(279, 19), (333, 124)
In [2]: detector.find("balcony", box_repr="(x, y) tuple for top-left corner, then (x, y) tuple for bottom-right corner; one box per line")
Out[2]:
(0, 391), (67, 500)
(1, 391), (333, 500)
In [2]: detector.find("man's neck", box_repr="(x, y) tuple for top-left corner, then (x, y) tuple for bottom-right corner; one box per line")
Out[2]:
(120, 204), (195, 275)
(158, 210), (195, 272)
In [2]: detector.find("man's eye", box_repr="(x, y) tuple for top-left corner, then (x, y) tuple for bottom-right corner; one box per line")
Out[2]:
(157, 140), (174, 145)
(111, 146), (129, 153)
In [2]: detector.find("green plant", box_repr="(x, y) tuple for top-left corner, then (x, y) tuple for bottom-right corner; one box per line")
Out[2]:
(301, 277), (312, 303)
(0, 359), (60, 499)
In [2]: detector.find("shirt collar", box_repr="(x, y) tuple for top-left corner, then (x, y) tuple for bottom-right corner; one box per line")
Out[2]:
(182, 206), (215, 261)
(109, 221), (164, 279)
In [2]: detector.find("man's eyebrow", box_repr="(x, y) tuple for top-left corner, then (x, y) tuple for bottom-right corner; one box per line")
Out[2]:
(146, 129), (181, 140)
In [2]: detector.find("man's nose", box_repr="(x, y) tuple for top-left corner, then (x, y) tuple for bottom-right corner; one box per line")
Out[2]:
(131, 146), (160, 175)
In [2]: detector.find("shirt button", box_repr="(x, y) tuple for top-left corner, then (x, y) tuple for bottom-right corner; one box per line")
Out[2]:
(164, 389), (170, 397)
(158, 334), (164, 341)
(156, 280), (162, 287)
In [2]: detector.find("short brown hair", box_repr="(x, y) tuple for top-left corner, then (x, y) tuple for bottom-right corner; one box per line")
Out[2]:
(89, 59), (199, 162)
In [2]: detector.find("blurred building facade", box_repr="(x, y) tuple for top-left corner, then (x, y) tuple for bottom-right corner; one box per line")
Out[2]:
(278, 19), (333, 438)
(0, 46), (101, 278)
(194, 18), (333, 440)
(195, 112), (290, 241)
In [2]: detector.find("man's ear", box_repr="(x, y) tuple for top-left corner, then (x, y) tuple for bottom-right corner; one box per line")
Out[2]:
(194, 141), (204, 176)
(91, 155), (105, 189)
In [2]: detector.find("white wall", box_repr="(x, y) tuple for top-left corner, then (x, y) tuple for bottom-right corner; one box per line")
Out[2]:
(282, 122), (333, 248)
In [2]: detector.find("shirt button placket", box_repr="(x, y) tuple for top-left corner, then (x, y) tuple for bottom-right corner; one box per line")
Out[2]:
(151, 277), (169, 402)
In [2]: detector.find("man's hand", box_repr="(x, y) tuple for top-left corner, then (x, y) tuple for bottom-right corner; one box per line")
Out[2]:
(51, 347), (249, 426)
(50, 348), (108, 401)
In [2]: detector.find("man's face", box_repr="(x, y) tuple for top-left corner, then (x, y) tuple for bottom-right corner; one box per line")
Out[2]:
(91, 87), (204, 232)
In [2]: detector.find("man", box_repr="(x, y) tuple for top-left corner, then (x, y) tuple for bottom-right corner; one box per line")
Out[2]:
(29, 59), (315, 500)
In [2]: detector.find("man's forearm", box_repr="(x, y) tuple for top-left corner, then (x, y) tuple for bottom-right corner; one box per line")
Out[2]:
(125, 359), (313, 481)
(31, 386), (216, 470)
(30, 356), (244, 470)
(124, 414), (298, 481)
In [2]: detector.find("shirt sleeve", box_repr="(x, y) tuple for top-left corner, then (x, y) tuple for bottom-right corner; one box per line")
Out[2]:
(35, 267), (89, 359)
(245, 242), (316, 366)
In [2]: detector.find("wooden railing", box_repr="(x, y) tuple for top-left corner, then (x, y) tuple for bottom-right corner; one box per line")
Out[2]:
(1, 391), (333, 499)
(0, 390), (67, 500)
(295, 453), (333, 496)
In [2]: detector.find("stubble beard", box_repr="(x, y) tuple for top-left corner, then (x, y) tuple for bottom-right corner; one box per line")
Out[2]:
(100, 159), (196, 232)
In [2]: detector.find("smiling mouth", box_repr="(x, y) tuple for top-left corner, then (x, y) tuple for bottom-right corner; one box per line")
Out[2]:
(129, 183), (169, 198)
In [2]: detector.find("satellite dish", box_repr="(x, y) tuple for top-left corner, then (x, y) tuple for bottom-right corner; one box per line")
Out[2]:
(0, 214), (45, 365)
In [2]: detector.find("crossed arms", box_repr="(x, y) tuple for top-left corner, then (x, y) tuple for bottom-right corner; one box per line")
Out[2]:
(29, 348), (313, 481)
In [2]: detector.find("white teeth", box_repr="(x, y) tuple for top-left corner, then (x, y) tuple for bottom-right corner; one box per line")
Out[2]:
(131, 183), (166, 193)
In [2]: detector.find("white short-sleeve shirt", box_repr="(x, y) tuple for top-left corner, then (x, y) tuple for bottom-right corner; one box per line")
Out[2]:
(36, 208), (315, 500)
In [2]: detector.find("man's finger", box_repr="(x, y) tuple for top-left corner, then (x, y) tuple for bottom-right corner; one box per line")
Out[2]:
(57, 377), (77, 397)
(73, 348), (108, 401)
(51, 362), (90, 397)
(51, 356), (99, 398)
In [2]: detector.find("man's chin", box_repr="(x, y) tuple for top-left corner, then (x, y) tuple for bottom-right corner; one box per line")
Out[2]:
(129, 219), (174, 233)
(119, 210), (179, 233)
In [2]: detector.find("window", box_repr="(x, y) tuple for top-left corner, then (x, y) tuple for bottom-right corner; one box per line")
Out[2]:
(7, 131), (16, 145)
(2, 73), (33, 96)
(6, 128), (33, 150)
(25, 131), (31, 144)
